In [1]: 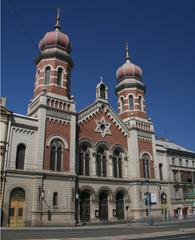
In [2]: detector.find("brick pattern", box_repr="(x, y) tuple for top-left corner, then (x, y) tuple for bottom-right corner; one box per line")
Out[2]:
(33, 59), (71, 99)
(138, 138), (155, 178)
(79, 111), (128, 149)
(44, 118), (71, 171)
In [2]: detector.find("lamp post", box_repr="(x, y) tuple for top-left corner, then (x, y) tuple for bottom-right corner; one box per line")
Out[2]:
(40, 174), (45, 226)
(145, 179), (153, 225)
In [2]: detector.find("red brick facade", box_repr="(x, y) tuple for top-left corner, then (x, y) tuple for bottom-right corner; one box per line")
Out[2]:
(79, 111), (128, 149)
(44, 118), (71, 171)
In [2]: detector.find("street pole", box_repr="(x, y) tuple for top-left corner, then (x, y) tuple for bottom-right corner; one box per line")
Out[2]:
(146, 179), (153, 225)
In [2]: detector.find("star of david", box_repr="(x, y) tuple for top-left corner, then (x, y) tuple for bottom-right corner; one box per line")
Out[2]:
(95, 117), (111, 138)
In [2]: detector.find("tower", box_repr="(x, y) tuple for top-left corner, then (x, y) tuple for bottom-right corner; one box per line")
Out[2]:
(116, 42), (146, 121)
(27, 10), (76, 174)
(116, 43), (157, 180)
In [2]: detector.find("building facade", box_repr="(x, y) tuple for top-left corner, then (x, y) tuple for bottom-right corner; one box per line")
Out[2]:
(1, 13), (195, 227)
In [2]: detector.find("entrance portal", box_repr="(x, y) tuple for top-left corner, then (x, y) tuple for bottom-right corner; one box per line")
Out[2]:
(116, 192), (124, 220)
(9, 188), (25, 227)
(99, 191), (108, 221)
(80, 191), (90, 222)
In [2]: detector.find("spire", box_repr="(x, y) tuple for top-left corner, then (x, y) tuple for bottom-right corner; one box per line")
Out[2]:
(55, 8), (61, 31)
(125, 41), (130, 61)
(100, 76), (103, 83)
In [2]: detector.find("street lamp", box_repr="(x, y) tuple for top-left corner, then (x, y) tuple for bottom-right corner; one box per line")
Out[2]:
(145, 179), (153, 225)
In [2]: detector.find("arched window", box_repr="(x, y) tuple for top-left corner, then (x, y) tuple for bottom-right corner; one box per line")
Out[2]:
(44, 66), (51, 85)
(129, 95), (134, 111)
(50, 139), (63, 171)
(143, 154), (150, 178)
(79, 144), (90, 176)
(159, 163), (163, 180)
(113, 148), (123, 178)
(53, 192), (58, 207)
(100, 84), (106, 99)
(120, 97), (124, 112)
(96, 146), (107, 177)
(16, 144), (26, 169)
(138, 96), (142, 111)
(57, 68), (63, 86)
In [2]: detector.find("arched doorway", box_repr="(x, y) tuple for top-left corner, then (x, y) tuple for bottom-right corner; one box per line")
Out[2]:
(99, 191), (108, 221)
(80, 191), (90, 222)
(116, 192), (124, 220)
(9, 188), (25, 227)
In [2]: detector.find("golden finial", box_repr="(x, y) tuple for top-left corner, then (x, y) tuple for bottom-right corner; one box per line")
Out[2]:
(55, 8), (61, 31)
(125, 41), (130, 61)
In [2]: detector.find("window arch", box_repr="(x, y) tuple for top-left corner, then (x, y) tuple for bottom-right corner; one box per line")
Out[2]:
(120, 97), (124, 112)
(138, 96), (143, 111)
(79, 143), (91, 176)
(129, 95), (134, 111)
(50, 139), (63, 171)
(16, 144), (26, 169)
(142, 153), (150, 178)
(159, 163), (163, 180)
(96, 145), (107, 177)
(100, 84), (106, 99)
(57, 67), (63, 86)
(44, 66), (51, 85)
(53, 192), (58, 207)
(113, 148), (123, 178)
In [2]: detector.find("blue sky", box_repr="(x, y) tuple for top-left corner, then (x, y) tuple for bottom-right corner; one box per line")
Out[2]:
(2, 0), (195, 150)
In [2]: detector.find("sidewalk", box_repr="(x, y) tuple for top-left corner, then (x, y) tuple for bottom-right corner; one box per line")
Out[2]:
(2, 217), (195, 230)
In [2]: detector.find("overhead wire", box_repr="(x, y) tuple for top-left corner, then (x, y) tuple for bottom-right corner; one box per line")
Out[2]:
(7, 0), (41, 55)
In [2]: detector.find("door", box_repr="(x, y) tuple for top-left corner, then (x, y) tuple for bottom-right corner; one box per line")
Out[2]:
(9, 200), (25, 227)
(80, 192), (90, 222)
(99, 192), (108, 221)
(9, 188), (25, 227)
(116, 192), (124, 220)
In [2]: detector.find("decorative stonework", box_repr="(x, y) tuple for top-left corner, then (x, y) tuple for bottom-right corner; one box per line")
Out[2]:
(95, 117), (111, 138)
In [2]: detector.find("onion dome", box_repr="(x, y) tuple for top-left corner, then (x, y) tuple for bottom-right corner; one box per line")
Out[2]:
(116, 42), (142, 81)
(39, 9), (71, 53)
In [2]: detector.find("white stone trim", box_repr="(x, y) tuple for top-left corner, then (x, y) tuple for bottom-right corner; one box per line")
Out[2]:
(46, 135), (69, 149)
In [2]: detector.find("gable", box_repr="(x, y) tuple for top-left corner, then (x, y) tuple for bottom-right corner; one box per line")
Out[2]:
(78, 102), (129, 148)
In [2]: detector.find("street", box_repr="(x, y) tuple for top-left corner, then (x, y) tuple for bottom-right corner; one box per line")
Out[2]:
(2, 220), (195, 240)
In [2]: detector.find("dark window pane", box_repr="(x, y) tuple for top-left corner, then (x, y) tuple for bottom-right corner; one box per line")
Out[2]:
(79, 153), (84, 175)
(9, 208), (14, 216)
(57, 147), (61, 171)
(18, 208), (23, 217)
(50, 146), (56, 171)
(85, 153), (90, 176)
(16, 144), (25, 169)
(53, 192), (58, 206)
(113, 158), (117, 178)
(100, 84), (106, 99)
(118, 159), (122, 178)
(45, 67), (50, 84)
(57, 68), (62, 86)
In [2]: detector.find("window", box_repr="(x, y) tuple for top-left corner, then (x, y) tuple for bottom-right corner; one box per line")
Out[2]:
(186, 160), (188, 167)
(179, 159), (182, 167)
(53, 192), (58, 207)
(120, 97), (124, 112)
(50, 139), (63, 171)
(129, 95), (134, 111)
(16, 144), (26, 169)
(100, 84), (106, 99)
(79, 144), (90, 176)
(159, 163), (163, 181)
(44, 66), (51, 85)
(172, 158), (175, 166)
(57, 68), (63, 86)
(96, 146), (107, 177)
(113, 148), (123, 178)
(138, 96), (142, 111)
(143, 154), (150, 178)
(192, 161), (195, 168)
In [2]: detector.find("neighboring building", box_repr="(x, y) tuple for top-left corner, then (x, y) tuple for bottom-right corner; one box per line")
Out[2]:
(1, 12), (195, 227)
